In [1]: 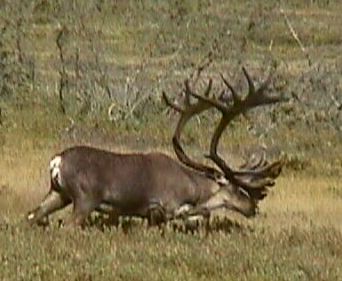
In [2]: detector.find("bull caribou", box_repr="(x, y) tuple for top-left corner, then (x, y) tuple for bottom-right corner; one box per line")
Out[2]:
(26, 67), (285, 228)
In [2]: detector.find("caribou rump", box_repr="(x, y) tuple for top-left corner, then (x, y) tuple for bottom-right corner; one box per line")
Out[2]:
(27, 67), (285, 228)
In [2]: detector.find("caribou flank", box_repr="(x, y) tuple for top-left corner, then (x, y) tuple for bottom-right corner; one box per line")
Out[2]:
(27, 67), (286, 228)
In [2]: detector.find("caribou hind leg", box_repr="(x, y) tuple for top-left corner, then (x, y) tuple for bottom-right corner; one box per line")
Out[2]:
(27, 189), (71, 226)
(65, 194), (98, 227)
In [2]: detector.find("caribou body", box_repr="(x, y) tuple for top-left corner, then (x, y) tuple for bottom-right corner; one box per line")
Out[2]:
(27, 67), (285, 228)
(28, 146), (255, 227)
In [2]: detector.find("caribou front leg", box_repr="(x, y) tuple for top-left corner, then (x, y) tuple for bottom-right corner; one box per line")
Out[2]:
(182, 206), (211, 236)
(27, 190), (71, 226)
(178, 190), (244, 235)
(172, 204), (210, 235)
(147, 200), (167, 236)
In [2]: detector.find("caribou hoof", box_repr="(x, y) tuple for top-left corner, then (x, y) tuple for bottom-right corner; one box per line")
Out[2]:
(26, 211), (50, 227)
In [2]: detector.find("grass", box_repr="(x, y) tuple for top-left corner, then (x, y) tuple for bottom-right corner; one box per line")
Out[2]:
(0, 136), (342, 280)
(1, 222), (342, 281)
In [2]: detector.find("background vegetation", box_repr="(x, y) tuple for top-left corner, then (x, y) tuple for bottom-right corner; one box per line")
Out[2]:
(0, 0), (341, 280)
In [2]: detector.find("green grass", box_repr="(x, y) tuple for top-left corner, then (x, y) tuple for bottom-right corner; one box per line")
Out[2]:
(1, 214), (342, 281)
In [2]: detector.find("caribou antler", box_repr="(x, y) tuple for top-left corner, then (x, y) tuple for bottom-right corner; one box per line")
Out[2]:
(164, 66), (287, 204)
(162, 79), (222, 180)
(185, 66), (287, 191)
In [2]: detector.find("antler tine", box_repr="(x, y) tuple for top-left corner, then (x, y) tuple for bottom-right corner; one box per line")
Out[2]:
(187, 90), (230, 114)
(235, 159), (283, 178)
(203, 78), (213, 97)
(162, 91), (184, 113)
(240, 149), (267, 170)
(256, 70), (272, 95)
(242, 67), (256, 96)
(242, 66), (287, 107)
(184, 78), (213, 106)
(258, 151), (269, 168)
(219, 73), (241, 104)
(184, 79), (192, 107)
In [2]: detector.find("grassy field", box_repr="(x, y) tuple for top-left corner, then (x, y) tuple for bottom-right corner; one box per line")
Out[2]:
(1, 0), (342, 280)
(1, 139), (342, 281)
(1, 146), (342, 281)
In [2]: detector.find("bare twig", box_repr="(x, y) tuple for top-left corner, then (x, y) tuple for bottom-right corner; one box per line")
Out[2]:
(268, 39), (273, 51)
(280, 8), (312, 67)
(56, 26), (67, 114)
(280, 8), (305, 53)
